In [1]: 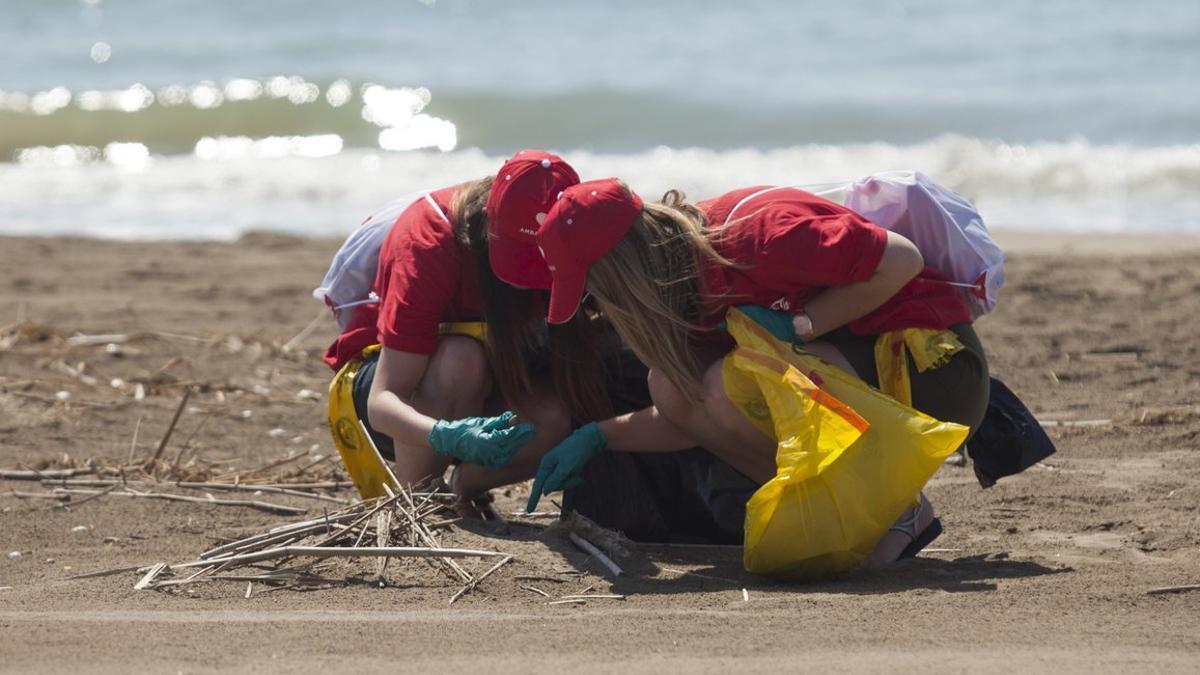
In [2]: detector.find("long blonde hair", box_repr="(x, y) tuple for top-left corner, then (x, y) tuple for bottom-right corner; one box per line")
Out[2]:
(586, 188), (735, 403)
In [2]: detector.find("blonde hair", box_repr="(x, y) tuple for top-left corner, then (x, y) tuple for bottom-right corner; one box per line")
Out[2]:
(587, 189), (735, 404)
(451, 176), (614, 422)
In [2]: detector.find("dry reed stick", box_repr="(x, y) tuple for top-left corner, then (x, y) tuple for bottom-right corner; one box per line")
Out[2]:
(66, 484), (119, 507)
(448, 555), (513, 605)
(7, 491), (70, 501)
(0, 468), (94, 480)
(125, 417), (142, 464)
(173, 545), (509, 570)
(51, 488), (306, 515)
(396, 485), (472, 583)
(145, 387), (192, 470)
(1146, 584), (1200, 595)
(66, 565), (147, 580)
(134, 563), (168, 590)
(173, 482), (348, 504)
(520, 585), (550, 598)
(568, 532), (622, 577)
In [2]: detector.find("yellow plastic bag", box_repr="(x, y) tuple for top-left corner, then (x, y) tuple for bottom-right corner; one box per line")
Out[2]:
(327, 344), (399, 499)
(723, 308), (968, 579)
(326, 322), (487, 500)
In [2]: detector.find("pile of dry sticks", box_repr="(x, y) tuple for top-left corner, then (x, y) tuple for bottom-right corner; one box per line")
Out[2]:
(71, 483), (517, 604)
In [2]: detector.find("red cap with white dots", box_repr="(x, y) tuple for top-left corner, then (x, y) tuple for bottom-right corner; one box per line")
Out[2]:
(485, 149), (579, 289)
(537, 178), (643, 324)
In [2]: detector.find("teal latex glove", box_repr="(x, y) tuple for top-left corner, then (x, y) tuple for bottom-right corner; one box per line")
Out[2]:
(526, 422), (607, 513)
(733, 304), (796, 343)
(427, 411), (533, 470)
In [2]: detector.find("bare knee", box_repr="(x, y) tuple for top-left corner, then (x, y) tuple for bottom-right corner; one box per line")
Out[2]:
(418, 336), (490, 417)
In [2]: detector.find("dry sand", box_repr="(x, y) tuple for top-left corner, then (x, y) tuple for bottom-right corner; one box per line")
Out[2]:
(1, 231), (1199, 674)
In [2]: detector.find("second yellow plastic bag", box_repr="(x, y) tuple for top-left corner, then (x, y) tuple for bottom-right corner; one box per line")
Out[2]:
(722, 308), (968, 579)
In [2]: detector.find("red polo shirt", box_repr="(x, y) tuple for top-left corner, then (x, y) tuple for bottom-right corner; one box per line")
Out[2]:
(323, 186), (483, 370)
(696, 186), (972, 335)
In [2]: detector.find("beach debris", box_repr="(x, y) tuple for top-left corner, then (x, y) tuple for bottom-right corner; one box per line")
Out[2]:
(0, 467), (96, 481)
(7, 551), (21, 559)
(1146, 584), (1200, 596)
(568, 532), (622, 578)
(143, 387), (193, 470)
(449, 555), (514, 604)
(561, 594), (625, 601)
(134, 563), (167, 590)
(521, 585), (550, 598)
(70, 525), (89, 533)
(742, 588), (749, 602)
(86, 483), (516, 602)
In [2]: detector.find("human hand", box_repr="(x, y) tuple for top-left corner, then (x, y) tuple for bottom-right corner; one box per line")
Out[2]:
(525, 422), (607, 512)
(427, 411), (534, 470)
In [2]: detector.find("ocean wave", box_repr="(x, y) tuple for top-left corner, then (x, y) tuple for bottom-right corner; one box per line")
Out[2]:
(1, 138), (1197, 240)
(6, 77), (1200, 165)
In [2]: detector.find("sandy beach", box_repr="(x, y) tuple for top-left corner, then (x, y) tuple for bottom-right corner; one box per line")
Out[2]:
(2, 231), (1199, 673)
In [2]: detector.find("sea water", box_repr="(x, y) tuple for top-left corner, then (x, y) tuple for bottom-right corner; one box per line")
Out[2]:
(1, 0), (1197, 239)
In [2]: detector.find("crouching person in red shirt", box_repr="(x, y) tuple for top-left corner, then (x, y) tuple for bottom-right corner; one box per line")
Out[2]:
(323, 151), (608, 501)
(521, 179), (990, 566)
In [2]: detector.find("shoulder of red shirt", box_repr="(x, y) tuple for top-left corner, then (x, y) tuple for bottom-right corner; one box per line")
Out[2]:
(322, 184), (473, 370)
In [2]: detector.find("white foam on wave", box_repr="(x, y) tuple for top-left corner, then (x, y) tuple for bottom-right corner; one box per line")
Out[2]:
(1, 135), (1197, 240)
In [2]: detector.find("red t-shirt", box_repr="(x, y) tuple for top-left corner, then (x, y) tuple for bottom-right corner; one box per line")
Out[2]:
(695, 186), (972, 335)
(323, 186), (482, 370)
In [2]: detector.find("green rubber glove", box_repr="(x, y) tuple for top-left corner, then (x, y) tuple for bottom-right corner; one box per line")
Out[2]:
(525, 422), (607, 513)
(733, 304), (797, 343)
(427, 411), (533, 470)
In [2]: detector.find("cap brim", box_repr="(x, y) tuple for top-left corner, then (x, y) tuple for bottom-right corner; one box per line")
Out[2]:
(546, 271), (588, 324)
(488, 235), (553, 290)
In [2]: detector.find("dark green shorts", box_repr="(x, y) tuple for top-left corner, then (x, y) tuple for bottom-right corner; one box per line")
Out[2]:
(825, 323), (990, 440)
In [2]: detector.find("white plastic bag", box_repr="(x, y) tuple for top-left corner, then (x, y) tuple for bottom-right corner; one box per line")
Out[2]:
(312, 191), (427, 330)
(842, 170), (1004, 316)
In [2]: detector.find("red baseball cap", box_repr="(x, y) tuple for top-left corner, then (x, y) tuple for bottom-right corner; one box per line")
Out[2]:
(486, 149), (579, 289)
(538, 178), (643, 324)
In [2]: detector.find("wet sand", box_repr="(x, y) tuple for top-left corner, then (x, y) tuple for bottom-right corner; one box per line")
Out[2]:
(1, 231), (1199, 673)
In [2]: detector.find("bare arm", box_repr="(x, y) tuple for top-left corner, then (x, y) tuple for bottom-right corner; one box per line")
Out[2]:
(365, 346), (438, 448)
(597, 405), (698, 453)
(801, 230), (924, 338)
